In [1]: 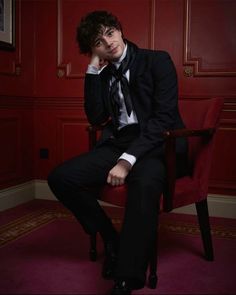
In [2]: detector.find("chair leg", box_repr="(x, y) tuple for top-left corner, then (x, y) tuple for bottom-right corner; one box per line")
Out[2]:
(148, 232), (158, 289)
(89, 233), (97, 261)
(195, 199), (214, 261)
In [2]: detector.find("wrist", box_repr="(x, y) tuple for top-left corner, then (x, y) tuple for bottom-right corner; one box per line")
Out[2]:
(117, 159), (132, 171)
(118, 152), (136, 167)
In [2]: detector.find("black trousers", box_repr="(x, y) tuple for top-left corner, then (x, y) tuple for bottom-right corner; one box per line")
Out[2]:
(48, 125), (188, 284)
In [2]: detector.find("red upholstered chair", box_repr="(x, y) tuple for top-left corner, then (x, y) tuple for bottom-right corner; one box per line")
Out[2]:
(87, 97), (224, 288)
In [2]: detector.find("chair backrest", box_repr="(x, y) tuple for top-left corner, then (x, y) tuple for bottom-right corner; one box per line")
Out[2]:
(178, 98), (224, 197)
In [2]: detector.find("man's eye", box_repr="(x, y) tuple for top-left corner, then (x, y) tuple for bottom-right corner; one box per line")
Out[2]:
(95, 40), (101, 47)
(108, 30), (114, 36)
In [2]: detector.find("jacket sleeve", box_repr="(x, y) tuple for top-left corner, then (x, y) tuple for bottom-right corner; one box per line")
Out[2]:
(125, 52), (180, 159)
(84, 73), (110, 125)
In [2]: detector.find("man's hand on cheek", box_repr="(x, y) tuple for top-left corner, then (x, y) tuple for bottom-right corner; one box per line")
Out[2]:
(107, 160), (132, 186)
(90, 53), (108, 70)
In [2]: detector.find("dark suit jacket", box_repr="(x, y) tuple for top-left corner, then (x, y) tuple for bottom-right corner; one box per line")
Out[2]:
(84, 46), (187, 160)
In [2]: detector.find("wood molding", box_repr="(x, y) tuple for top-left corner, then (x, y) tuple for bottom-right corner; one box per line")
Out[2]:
(173, 193), (236, 219)
(56, 116), (89, 162)
(1, 95), (234, 111)
(149, 0), (156, 50)
(0, 96), (83, 109)
(0, 180), (35, 211)
(183, 0), (236, 77)
(56, 0), (84, 79)
(180, 95), (236, 104)
(0, 95), (34, 109)
(34, 96), (84, 109)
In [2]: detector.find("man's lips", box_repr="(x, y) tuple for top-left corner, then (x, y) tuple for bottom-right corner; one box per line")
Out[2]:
(109, 46), (118, 54)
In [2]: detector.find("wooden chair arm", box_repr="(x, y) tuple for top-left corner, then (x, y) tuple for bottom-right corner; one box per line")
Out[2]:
(87, 125), (215, 150)
(163, 127), (215, 139)
(87, 125), (215, 144)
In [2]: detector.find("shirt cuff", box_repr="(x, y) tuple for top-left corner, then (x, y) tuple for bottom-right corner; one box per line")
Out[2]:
(118, 152), (137, 167)
(86, 64), (99, 74)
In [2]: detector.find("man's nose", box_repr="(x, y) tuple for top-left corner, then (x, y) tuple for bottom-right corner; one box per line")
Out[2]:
(104, 37), (112, 47)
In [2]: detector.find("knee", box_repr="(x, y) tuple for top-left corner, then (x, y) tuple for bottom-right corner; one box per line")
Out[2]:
(47, 165), (66, 193)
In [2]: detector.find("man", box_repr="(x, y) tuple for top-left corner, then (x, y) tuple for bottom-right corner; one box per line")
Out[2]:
(48, 11), (188, 295)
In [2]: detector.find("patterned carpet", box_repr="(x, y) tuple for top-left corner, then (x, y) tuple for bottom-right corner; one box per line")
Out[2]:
(0, 200), (236, 294)
(1, 202), (235, 248)
(0, 208), (72, 248)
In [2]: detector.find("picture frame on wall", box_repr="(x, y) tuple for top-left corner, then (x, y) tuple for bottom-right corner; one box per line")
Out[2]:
(0, 0), (15, 51)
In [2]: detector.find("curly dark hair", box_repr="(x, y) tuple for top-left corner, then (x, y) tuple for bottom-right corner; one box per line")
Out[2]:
(76, 10), (123, 54)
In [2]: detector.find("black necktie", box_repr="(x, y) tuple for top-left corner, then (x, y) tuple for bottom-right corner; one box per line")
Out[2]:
(110, 62), (132, 116)
(108, 41), (138, 125)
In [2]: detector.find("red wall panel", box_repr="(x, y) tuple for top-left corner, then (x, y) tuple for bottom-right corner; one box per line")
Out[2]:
(33, 106), (88, 179)
(0, 108), (34, 188)
(0, 116), (21, 182)
(185, 0), (236, 75)
(56, 116), (89, 162)
(210, 111), (236, 195)
(0, 0), (236, 196)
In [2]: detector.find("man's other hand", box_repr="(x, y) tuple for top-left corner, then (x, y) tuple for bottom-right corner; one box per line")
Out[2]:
(107, 160), (131, 186)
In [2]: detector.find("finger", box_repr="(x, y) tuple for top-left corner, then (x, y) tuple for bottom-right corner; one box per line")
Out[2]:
(119, 179), (124, 185)
(115, 178), (124, 186)
(111, 179), (118, 186)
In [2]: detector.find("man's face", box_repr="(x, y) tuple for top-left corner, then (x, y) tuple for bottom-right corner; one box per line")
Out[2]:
(91, 27), (125, 62)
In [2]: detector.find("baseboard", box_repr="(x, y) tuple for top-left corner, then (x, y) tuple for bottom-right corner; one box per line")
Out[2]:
(172, 194), (236, 219)
(0, 181), (35, 211)
(1, 180), (236, 219)
(34, 179), (57, 200)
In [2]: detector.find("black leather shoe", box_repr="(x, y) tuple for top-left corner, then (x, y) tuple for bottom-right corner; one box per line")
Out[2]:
(110, 280), (132, 295)
(102, 240), (119, 279)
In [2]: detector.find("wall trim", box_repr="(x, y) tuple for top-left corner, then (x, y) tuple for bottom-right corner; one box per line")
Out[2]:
(34, 179), (57, 200)
(0, 181), (35, 211)
(0, 180), (236, 219)
(172, 194), (236, 219)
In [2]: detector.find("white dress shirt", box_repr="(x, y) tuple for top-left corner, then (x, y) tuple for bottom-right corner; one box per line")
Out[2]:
(86, 44), (138, 167)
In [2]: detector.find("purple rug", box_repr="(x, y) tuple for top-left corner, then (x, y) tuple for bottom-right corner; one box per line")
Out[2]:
(0, 200), (236, 294)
